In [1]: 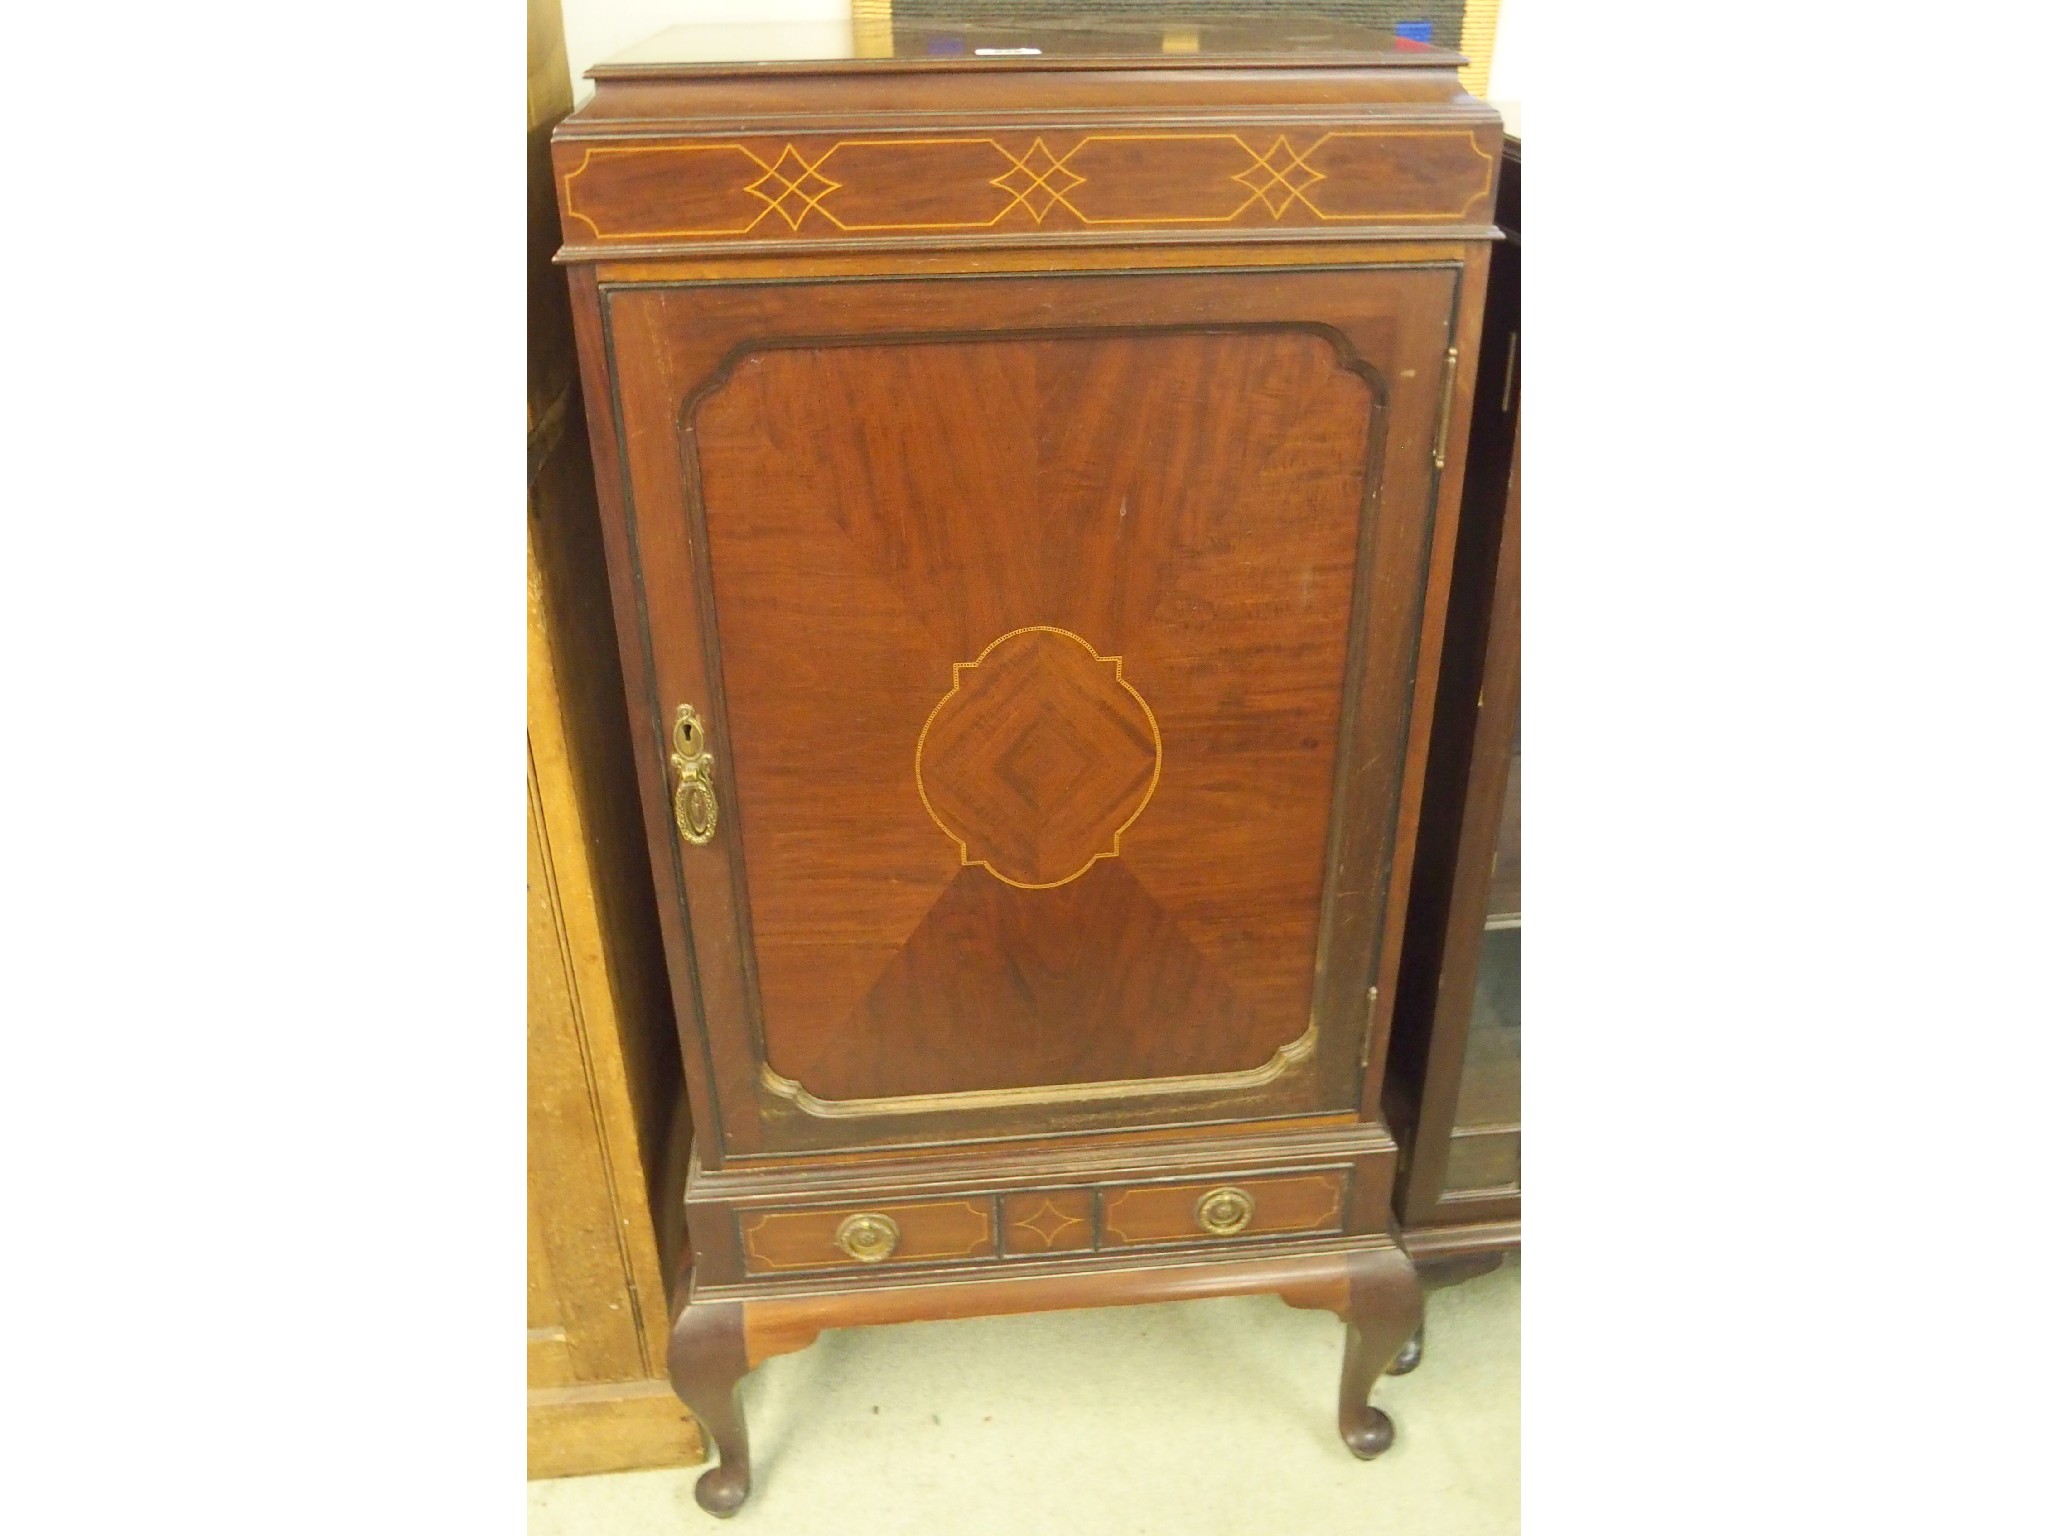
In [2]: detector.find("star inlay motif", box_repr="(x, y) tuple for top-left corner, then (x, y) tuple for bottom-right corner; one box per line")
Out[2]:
(1231, 136), (1327, 217)
(990, 137), (1086, 222)
(1012, 1196), (1085, 1250)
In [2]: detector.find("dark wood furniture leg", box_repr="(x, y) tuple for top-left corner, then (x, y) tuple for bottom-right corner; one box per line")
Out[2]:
(666, 1287), (752, 1517)
(1387, 1249), (1509, 1374)
(1335, 1246), (1424, 1458)
(1387, 1322), (1425, 1376)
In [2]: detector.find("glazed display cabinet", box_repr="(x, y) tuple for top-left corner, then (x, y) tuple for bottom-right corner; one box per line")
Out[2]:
(552, 9), (1504, 1515)
(1386, 134), (1519, 1318)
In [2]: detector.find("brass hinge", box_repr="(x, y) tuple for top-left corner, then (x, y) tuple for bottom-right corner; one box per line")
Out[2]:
(1431, 346), (1460, 470)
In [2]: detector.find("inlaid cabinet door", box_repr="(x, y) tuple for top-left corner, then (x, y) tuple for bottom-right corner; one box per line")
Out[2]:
(594, 265), (1468, 1157)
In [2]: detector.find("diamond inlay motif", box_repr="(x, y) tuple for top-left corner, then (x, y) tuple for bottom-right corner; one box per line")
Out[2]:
(916, 626), (1161, 890)
(995, 706), (1096, 812)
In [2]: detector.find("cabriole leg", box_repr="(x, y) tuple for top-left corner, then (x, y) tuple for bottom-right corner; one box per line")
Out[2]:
(667, 1288), (753, 1518)
(1337, 1246), (1425, 1459)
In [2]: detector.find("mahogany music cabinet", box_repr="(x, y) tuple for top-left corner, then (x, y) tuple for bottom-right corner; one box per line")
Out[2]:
(552, 10), (1503, 1516)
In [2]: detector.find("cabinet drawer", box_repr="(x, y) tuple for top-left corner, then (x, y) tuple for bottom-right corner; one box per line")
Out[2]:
(740, 1197), (997, 1274)
(1099, 1170), (1348, 1249)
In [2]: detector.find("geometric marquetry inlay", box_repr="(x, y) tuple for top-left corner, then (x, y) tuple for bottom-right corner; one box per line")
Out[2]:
(915, 626), (1162, 890)
(558, 131), (1497, 246)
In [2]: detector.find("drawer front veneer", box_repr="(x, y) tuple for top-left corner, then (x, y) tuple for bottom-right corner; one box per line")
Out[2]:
(1099, 1170), (1348, 1249)
(740, 1197), (998, 1274)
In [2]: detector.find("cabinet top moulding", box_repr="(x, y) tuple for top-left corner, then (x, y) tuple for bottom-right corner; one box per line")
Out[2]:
(551, 12), (1502, 264)
(585, 14), (1472, 80)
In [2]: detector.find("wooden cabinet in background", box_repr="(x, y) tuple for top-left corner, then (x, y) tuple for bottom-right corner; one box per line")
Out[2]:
(527, 526), (699, 1478)
(554, 10), (1504, 1515)
(1385, 135), (1520, 1328)
(526, 0), (701, 1480)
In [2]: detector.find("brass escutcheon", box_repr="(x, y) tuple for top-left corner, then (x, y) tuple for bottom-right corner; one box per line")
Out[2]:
(834, 1211), (901, 1264)
(670, 704), (718, 846)
(1196, 1186), (1256, 1237)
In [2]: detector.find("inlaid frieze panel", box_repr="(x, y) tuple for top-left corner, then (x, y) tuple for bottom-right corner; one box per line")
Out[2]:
(556, 128), (1494, 246)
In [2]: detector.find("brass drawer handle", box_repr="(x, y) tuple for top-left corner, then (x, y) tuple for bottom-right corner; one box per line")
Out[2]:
(835, 1212), (900, 1264)
(670, 704), (719, 846)
(1196, 1186), (1255, 1237)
